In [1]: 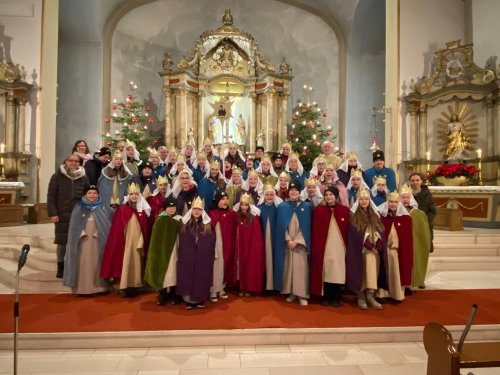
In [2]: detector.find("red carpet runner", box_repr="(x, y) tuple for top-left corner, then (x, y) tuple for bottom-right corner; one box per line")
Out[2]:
(0, 289), (499, 333)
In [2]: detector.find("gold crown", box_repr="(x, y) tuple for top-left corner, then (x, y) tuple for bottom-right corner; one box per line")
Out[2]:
(197, 152), (207, 159)
(168, 147), (177, 153)
(346, 151), (358, 160)
(247, 168), (258, 178)
(326, 163), (335, 170)
(399, 184), (413, 196)
(177, 155), (186, 163)
(373, 175), (386, 185)
(149, 148), (159, 157)
(125, 139), (136, 148)
(279, 171), (290, 180)
(350, 169), (363, 177)
(240, 192), (254, 205)
(157, 176), (168, 185)
(281, 142), (291, 149)
(356, 187), (371, 199)
(261, 155), (272, 164)
(192, 196), (204, 209)
(305, 177), (317, 187)
(289, 152), (300, 161)
(203, 137), (212, 146)
(232, 166), (242, 175)
(315, 157), (327, 165)
(211, 160), (221, 169)
(387, 191), (399, 201)
(112, 149), (123, 159)
(263, 184), (275, 193)
(178, 168), (191, 178)
(127, 182), (140, 194)
(228, 142), (238, 148)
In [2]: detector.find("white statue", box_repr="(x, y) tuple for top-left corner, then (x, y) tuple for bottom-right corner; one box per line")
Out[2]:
(236, 114), (246, 145)
(256, 131), (265, 147)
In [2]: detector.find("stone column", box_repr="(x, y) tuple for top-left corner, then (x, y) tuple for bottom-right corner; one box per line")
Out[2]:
(197, 92), (205, 148)
(279, 91), (289, 148)
(249, 94), (256, 152)
(5, 94), (16, 153)
(485, 97), (495, 157)
(418, 106), (427, 160)
(17, 97), (27, 153)
(408, 107), (418, 159)
(266, 90), (275, 150)
(179, 87), (187, 148)
(164, 86), (172, 146)
(254, 96), (261, 153)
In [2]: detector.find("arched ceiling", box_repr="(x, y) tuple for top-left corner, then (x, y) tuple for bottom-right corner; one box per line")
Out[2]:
(59, 0), (359, 42)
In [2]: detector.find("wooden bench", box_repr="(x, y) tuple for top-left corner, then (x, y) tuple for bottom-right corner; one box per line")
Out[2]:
(424, 320), (500, 374)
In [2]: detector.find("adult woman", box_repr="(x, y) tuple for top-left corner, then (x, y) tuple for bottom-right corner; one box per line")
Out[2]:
(97, 150), (133, 207)
(346, 188), (388, 310)
(233, 193), (265, 295)
(47, 154), (89, 278)
(311, 186), (350, 307)
(176, 196), (216, 309)
(409, 172), (436, 252)
(400, 184), (432, 289)
(63, 186), (113, 294)
(72, 139), (92, 166)
(101, 183), (151, 297)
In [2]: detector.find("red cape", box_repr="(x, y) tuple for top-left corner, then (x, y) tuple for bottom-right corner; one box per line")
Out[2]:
(236, 214), (265, 292)
(100, 204), (149, 279)
(208, 209), (238, 286)
(147, 194), (165, 221)
(380, 214), (414, 286)
(310, 204), (350, 296)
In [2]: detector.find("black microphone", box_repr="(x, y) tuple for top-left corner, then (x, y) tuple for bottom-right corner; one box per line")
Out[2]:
(17, 244), (30, 271)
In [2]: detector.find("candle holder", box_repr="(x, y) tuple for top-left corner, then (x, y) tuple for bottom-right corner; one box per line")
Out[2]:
(425, 159), (432, 185)
(0, 154), (5, 181)
(477, 157), (483, 186)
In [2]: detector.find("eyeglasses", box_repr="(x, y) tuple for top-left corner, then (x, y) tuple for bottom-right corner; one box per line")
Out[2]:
(67, 159), (80, 163)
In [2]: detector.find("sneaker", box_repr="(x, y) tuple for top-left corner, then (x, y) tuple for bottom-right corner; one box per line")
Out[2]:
(404, 288), (413, 296)
(244, 292), (251, 297)
(219, 292), (229, 299)
(286, 294), (296, 303)
(299, 298), (308, 306)
(196, 303), (205, 308)
(210, 293), (217, 303)
(185, 303), (194, 310)
(418, 285), (426, 289)
(156, 289), (168, 306)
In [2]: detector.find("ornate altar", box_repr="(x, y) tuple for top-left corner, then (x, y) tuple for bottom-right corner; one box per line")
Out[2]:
(159, 9), (293, 153)
(0, 62), (33, 199)
(402, 40), (499, 185)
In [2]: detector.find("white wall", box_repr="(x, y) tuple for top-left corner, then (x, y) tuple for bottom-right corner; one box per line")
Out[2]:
(111, 0), (340, 150)
(470, 0), (500, 69)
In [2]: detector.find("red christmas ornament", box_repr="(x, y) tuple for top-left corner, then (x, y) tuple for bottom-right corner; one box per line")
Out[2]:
(290, 131), (295, 136)
(104, 117), (110, 124)
(301, 151), (307, 156)
(127, 94), (132, 100)
(152, 139), (158, 145)
(132, 117), (137, 123)
(125, 103), (131, 109)
(313, 140), (319, 146)
(322, 112), (327, 117)
(326, 131), (331, 136)
(112, 105), (117, 110)
(146, 105), (151, 112)
(292, 115), (297, 120)
(309, 124), (315, 129)
(148, 117), (153, 124)
(106, 141), (112, 146)
(301, 108), (307, 113)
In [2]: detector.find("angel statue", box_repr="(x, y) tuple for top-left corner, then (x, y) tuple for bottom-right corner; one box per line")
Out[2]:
(446, 114), (468, 160)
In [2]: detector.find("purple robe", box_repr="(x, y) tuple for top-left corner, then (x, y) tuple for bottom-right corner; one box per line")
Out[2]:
(176, 223), (216, 303)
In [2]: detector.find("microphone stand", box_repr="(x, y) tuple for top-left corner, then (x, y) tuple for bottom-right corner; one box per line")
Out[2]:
(14, 244), (30, 375)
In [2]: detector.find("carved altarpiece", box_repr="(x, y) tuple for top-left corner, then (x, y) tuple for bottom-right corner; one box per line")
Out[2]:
(159, 10), (293, 153)
(403, 40), (499, 184)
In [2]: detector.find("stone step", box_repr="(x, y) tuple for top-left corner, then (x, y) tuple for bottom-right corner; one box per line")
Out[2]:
(428, 256), (500, 272)
(433, 230), (500, 245)
(432, 244), (500, 257)
(0, 258), (70, 294)
(0, 246), (56, 272)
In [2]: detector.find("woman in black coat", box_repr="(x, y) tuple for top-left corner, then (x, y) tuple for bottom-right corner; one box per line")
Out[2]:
(84, 147), (111, 186)
(409, 173), (437, 252)
(47, 154), (89, 278)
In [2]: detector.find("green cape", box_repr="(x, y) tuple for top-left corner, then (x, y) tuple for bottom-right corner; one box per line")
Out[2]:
(411, 208), (432, 287)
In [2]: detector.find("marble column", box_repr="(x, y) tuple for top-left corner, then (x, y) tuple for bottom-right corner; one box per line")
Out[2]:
(418, 106), (427, 160)
(485, 97), (495, 157)
(197, 92), (205, 148)
(164, 87), (172, 146)
(279, 91), (289, 148)
(266, 90), (275, 150)
(254, 96), (261, 153)
(249, 94), (256, 153)
(408, 107), (418, 159)
(5, 94), (16, 153)
(179, 88), (187, 147)
(17, 97), (27, 153)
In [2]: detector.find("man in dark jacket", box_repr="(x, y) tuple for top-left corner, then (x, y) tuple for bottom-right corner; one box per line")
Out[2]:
(47, 155), (89, 278)
(84, 147), (111, 186)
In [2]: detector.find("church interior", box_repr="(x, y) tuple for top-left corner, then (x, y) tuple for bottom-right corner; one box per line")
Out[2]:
(0, 0), (499, 374)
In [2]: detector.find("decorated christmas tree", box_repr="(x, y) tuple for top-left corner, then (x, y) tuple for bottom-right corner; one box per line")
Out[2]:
(288, 96), (336, 170)
(103, 81), (159, 160)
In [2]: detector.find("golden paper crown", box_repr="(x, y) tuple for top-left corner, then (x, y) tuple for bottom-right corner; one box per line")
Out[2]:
(261, 155), (272, 164)
(305, 177), (317, 187)
(399, 184), (413, 196)
(177, 155), (186, 163)
(112, 149), (123, 159)
(289, 152), (300, 161)
(279, 171), (290, 181)
(350, 169), (363, 178)
(387, 191), (399, 201)
(203, 137), (212, 146)
(239, 192), (254, 205)
(149, 148), (159, 157)
(373, 175), (387, 185)
(346, 151), (358, 160)
(157, 175), (168, 185)
(197, 151), (207, 159)
(192, 196), (204, 209)
(127, 182), (140, 194)
(326, 163), (335, 170)
(281, 142), (291, 149)
(247, 168), (258, 178)
(263, 184), (275, 194)
(210, 160), (221, 169)
(228, 142), (238, 148)
(232, 166), (243, 175)
(356, 187), (371, 199)
(125, 139), (136, 148)
(315, 157), (327, 165)
(168, 147), (177, 153)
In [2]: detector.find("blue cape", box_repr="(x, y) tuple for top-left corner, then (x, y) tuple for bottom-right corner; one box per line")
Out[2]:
(363, 166), (396, 191)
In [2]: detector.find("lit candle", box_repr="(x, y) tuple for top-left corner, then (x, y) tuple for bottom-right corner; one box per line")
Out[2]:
(426, 151), (431, 161)
(0, 143), (4, 154)
(477, 149), (482, 159)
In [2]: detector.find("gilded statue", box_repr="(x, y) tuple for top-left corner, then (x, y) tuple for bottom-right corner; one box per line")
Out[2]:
(446, 114), (468, 160)
(222, 9), (233, 26)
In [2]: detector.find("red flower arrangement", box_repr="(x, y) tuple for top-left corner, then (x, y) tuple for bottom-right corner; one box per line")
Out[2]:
(429, 163), (477, 180)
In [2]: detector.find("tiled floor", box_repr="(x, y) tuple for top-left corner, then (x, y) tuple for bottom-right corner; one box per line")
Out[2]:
(0, 344), (498, 374)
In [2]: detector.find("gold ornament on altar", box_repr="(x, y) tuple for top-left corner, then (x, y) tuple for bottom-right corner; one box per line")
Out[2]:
(436, 102), (478, 160)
